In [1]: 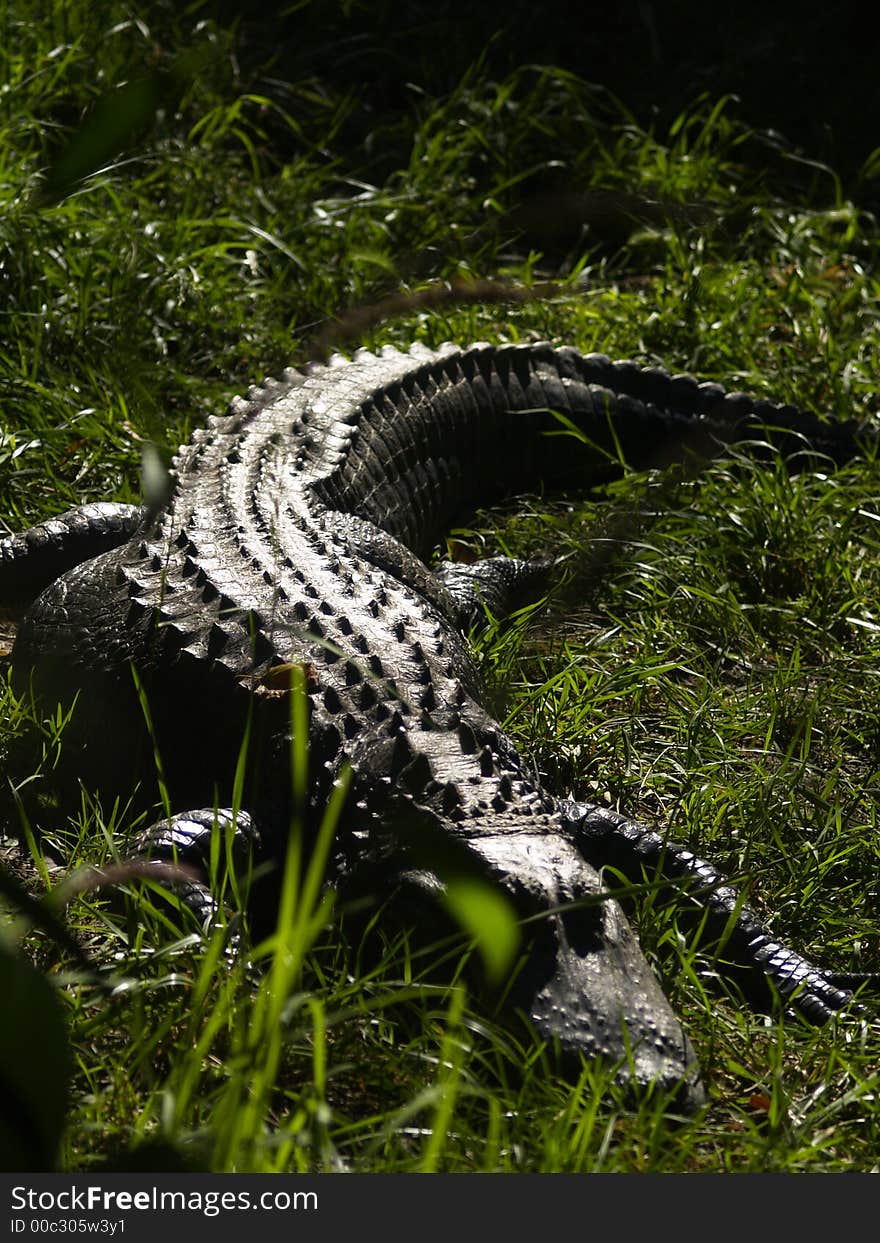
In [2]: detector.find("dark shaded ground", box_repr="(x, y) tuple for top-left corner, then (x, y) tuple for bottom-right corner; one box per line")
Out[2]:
(214, 0), (877, 189)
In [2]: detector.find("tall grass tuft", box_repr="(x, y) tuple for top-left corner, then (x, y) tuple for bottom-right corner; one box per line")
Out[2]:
(3, 0), (880, 1172)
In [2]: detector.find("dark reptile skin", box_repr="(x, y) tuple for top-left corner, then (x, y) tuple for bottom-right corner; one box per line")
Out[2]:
(2, 341), (872, 1107)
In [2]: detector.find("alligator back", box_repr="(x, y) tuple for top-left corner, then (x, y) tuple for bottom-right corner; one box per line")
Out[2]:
(12, 339), (837, 812)
(4, 341), (869, 1106)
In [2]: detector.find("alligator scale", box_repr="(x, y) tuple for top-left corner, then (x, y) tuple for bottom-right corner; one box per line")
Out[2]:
(1, 341), (872, 1109)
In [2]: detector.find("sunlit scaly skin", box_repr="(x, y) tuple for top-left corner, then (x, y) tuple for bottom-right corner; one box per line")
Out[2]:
(2, 342), (872, 1106)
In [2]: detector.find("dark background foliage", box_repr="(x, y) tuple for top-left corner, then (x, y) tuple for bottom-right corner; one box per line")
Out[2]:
(212, 0), (877, 185)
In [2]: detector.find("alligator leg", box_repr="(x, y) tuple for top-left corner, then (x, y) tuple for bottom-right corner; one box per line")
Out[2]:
(561, 798), (862, 1021)
(123, 807), (262, 926)
(433, 555), (555, 630)
(121, 790), (704, 1106)
(0, 502), (146, 610)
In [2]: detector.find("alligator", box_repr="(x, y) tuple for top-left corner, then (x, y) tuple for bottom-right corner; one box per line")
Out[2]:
(0, 340), (872, 1111)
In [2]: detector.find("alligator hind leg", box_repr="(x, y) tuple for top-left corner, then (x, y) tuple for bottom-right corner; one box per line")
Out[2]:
(0, 502), (146, 611)
(562, 798), (864, 1021)
(433, 555), (554, 629)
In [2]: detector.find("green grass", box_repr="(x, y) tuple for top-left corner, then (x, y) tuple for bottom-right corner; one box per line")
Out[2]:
(3, 0), (880, 1173)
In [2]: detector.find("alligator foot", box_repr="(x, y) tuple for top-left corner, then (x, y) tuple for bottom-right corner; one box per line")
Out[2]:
(562, 798), (864, 1021)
